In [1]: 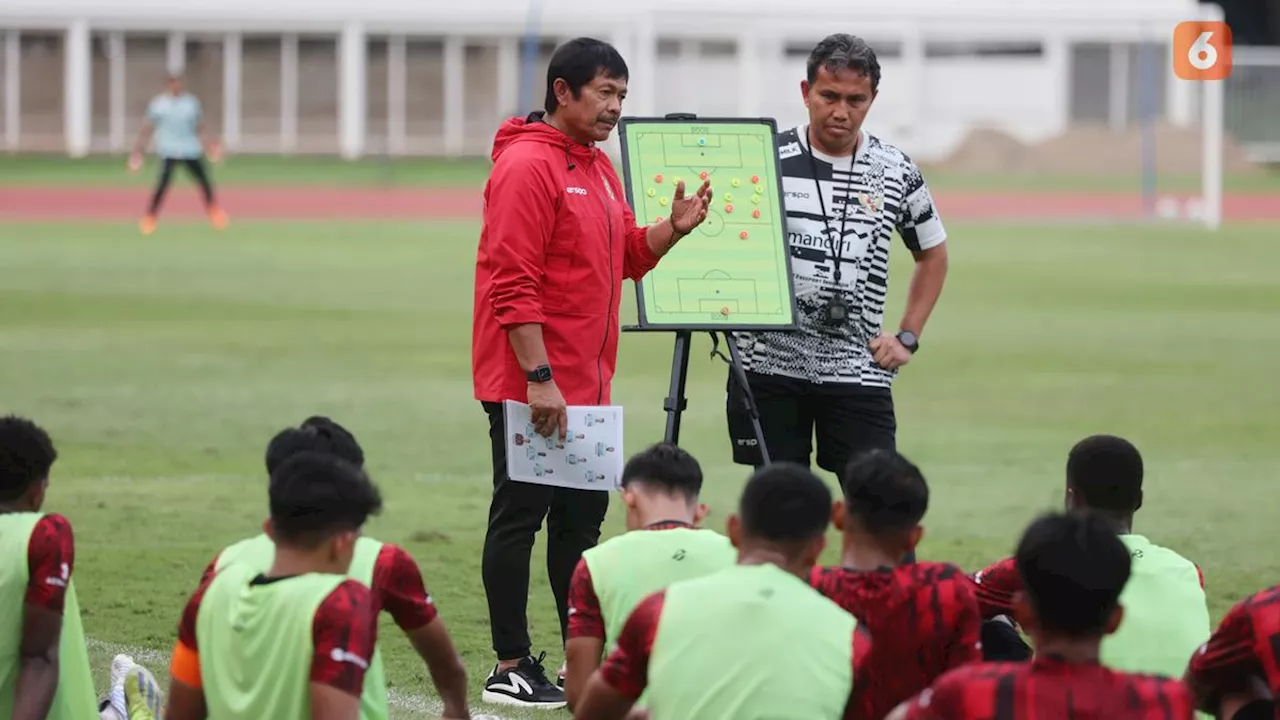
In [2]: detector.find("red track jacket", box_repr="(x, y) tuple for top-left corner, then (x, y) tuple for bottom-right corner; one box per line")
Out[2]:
(472, 113), (661, 406)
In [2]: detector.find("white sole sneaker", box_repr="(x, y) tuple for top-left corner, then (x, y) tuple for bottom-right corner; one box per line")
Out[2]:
(108, 655), (135, 718)
(480, 689), (567, 709)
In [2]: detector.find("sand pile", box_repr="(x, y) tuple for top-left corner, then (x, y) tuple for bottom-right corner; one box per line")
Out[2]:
(935, 122), (1261, 176)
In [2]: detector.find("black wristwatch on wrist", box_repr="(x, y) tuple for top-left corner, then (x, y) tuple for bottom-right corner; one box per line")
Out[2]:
(526, 365), (553, 383)
(896, 330), (920, 354)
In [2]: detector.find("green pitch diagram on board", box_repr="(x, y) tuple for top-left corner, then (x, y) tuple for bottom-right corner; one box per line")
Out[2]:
(618, 118), (796, 330)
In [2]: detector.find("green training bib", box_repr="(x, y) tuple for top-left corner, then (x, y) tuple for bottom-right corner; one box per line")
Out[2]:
(214, 533), (388, 720)
(0, 512), (99, 720)
(646, 563), (856, 719)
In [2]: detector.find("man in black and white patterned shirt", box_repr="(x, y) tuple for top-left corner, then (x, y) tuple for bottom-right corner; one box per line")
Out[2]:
(727, 34), (949, 499)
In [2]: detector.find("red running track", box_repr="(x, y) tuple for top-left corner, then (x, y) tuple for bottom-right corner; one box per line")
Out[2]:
(1, 186), (1277, 222)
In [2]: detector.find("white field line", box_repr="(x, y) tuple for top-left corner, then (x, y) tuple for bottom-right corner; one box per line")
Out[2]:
(85, 638), (512, 720)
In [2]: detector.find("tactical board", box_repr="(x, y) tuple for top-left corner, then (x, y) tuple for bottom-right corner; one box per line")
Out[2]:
(617, 116), (797, 330)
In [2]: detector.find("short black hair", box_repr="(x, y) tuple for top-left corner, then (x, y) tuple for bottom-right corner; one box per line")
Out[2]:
(620, 443), (703, 500)
(1015, 510), (1132, 636)
(268, 451), (383, 548)
(544, 37), (628, 114)
(0, 415), (57, 503)
(738, 462), (832, 543)
(265, 416), (365, 475)
(841, 449), (929, 536)
(806, 34), (881, 93)
(1066, 435), (1143, 513)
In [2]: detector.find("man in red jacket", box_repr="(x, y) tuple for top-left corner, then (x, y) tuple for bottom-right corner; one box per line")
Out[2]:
(471, 37), (712, 708)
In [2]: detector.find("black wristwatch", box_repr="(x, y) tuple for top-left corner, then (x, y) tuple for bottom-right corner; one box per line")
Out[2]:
(896, 330), (920, 354)
(526, 365), (553, 383)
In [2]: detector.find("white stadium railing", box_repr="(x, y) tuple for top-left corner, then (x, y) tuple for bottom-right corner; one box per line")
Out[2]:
(0, 0), (1237, 227)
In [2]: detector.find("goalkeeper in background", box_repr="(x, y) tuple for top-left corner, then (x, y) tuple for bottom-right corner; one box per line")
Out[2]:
(129, 73), (228, 236)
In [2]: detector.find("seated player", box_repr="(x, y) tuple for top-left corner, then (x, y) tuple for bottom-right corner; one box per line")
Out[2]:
(195, 416), (471, 720)
(887, 510), (1196, 720)
(572, 462), (872, 720)
(971, 434), (1210, 673)
(166, 451), (384, 720)
(0, 415), (164, 720)
(810, 449), (982, 720)
(1184, 584), (1280, 720)
(562, 443), (735, 708)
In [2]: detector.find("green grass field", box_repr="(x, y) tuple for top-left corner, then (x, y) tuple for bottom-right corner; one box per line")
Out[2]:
(3, 161), (1280, 717)
(5, 153), (1280, 193)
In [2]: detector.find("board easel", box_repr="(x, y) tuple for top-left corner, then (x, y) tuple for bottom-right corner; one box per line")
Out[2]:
(620, 325), (770, 461)
(617, 113), (799, 465)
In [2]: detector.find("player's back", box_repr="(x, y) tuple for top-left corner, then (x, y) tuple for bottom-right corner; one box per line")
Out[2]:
(914, 657), (1195, 720)
(213, 533), (392, 720)
(0, 512), (99, 720)
(1186, 583), (1280, 717)
(583, 525), (736, 645)
(1104, 535), (1210, 679)
(810, 562), (981, 720)
(647, 563), (858, 720)
(195, 562), (359, 719)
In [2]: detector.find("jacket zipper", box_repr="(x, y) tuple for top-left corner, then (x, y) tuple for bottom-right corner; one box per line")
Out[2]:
(595, 162), (614, 405)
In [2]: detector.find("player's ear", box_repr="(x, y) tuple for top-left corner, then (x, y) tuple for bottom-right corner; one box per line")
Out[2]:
(727, 514), (742, 548)
(831, 501), (846, 532)
(28, 477), (48, 511)
(693, 502), (710, 524)
(907, 525), (925, 552)
(1011, 591), (1036, 635)
(621, 488), (639, 511)
(800, 79), (811, 106)
(1105, 603), (1125, 636)
(1134, 490), (1143, 512)
(804, 534), (827, 568)
(262, 518), (275, 540)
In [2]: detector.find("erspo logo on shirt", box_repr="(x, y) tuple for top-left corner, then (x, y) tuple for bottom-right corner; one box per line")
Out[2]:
(566, 187), (589, 196)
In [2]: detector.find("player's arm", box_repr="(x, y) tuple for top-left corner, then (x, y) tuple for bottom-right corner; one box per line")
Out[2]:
(564, 558), (607, 710)
(196, 552), (220, 588)
(884, 671), (967, 720)
(310, 580), (379, 720)
(841, 624), (875, 720)
(194, 101), (221, 159)
(893, 156), (948, 339)
(942, 577), (985, 668)
(575, 591), (665, 720)
(372, 545), (470, 719)
(131, 104), (156, 160)
(970, 557), (1020, 620)
(166, 577), (212, 720)
(14, 515), (74, 720)
(1184, 598), (1265, 715)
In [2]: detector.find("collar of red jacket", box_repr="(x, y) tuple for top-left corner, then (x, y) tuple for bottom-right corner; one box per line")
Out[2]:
(490, 111), (601, 169)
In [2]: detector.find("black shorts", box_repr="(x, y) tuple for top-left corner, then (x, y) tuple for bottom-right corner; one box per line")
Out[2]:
(726, 370), (896, 475)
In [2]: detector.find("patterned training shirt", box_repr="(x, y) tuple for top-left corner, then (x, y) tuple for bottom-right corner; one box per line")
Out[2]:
(733, 126), (946, 387)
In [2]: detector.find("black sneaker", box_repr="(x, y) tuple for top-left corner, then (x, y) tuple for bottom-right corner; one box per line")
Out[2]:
(482, 651), (566, 708)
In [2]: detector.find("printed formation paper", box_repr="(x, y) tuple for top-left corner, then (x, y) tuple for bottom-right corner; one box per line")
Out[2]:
(504, 400), (624, 491)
